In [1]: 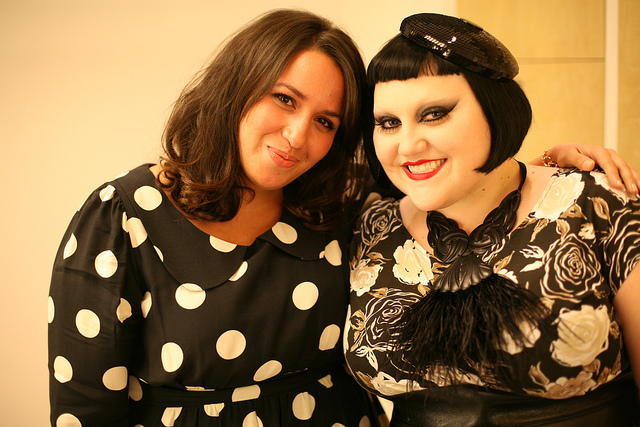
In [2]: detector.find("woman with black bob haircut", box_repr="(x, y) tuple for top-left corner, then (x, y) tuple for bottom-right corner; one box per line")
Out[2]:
(363, 31), (532, 195)
(346, 12), (640, 426)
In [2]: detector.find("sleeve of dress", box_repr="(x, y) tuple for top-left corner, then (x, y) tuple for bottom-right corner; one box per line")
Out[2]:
(48, 183), (144, 426)
(602, 190), (640, 294)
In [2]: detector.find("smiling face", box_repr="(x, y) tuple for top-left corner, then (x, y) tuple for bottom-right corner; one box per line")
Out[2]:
(238, 49), (345, 195)
(372, 73), (493, 214)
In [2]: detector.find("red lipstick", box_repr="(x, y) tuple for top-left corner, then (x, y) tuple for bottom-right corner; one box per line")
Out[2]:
(402, 159), (445, 180)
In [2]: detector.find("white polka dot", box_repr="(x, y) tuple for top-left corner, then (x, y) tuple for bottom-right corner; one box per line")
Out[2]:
(99, 185), (116, 201)
(48, 296), (55, 324)
(95, 250), (118, 278)
(292, 282), (319, 311)
(76, 309), (100, 338)
(121, 212), (128, 232)
(134, 185), (163, 211)
(154, 245), (164, 261)
(175, 283), (206, 309)
(216, 330), (246, 360)
(102, 366), (128, 391)
(319, 324), (340, 351)
(126, 217), (148, 248)
(253, 360), (282, 382)
(242, 412), (264, 427)
(56, 413), (82, 427)
(272, 222), (297, 244)
(53, 356), (73, 383)
(292, 392), (315, 420)
(115, 170), (129, 179)
(204, 403), (225, 417)
(161, 407), (183, 426)
(332, 424), (346, 427)
(210, 236), (237, 253)
(359, 416), (372, 427)
(141, 292), (152, 318)
(320, 239), (342, 266)
(128, 376), (143, 401)
(116, 298), (132, 323)
(63, 234), (77, 259)
(318, 374), (333, 388)
(229, 261), (248, 282)
(162, 342), (184, 372)
(231, 384), (261, 402)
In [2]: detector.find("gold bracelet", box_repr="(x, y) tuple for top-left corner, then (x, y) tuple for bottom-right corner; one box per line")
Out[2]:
(541, 150), (558, 167)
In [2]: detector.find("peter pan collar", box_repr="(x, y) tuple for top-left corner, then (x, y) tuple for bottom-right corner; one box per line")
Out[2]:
(112, 165), (342, 289)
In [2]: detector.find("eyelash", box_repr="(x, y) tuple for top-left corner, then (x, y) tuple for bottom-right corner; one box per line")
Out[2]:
(374, 106), (453, 132)
(275, 93), (294, 107)
(273, 92), (336, 131)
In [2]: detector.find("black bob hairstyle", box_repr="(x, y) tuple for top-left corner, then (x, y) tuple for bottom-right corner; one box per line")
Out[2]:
(364, 34), (533, 196)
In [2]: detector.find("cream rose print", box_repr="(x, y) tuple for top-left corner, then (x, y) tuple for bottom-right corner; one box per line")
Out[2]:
(540, 235), (601, 303)
(349, 289), (421, 372)
(527, 363), (597, 399)
(350, 259), (383, 296)
(551, 305), (610, 367)
(533, 173), (584, 221)
(392, 239), (434, 286)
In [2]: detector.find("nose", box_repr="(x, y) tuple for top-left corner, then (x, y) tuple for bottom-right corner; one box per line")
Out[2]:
(283, 116), (310, 149)
(397, 125), (427, 158)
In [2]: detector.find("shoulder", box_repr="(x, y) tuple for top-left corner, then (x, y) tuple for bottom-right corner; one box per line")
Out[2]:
(68, 164), (155, 235)
(533, 168), (639, 216)
(352, 197), (405, 249)
(358, 198), (401, 229)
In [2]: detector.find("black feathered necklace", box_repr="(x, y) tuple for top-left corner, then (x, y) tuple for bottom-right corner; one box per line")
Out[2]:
(394, 161), (551, 386)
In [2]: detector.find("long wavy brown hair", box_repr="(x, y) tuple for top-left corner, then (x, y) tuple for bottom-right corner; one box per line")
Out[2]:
(159, 9), (368, 230)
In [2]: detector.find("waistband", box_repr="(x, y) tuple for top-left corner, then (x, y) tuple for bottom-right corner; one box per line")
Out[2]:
(134, 363), (347, 407)
(390, 370), (640, 426)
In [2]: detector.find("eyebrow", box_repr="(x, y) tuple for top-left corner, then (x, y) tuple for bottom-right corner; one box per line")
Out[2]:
(274, 82), (343, 120)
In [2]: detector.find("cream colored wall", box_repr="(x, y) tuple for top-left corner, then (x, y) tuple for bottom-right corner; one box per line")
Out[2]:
(0, 1), (454, 424)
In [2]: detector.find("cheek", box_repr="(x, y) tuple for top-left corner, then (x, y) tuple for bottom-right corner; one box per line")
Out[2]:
(241, 101), (278, 134)
(373, 139), (394, 168)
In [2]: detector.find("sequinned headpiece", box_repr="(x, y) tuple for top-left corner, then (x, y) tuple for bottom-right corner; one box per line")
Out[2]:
(400, 13), (518, 80)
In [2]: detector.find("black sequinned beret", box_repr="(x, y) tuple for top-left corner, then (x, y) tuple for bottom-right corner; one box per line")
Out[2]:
(400, 13), (519, 80)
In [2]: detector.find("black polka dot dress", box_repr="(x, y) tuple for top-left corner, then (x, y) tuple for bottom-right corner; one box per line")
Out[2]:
(48, 164), (380, 426)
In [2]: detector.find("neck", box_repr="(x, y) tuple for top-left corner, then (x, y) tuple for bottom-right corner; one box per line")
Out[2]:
(239, 186), (284, 217)
(438, 159), (522, 234)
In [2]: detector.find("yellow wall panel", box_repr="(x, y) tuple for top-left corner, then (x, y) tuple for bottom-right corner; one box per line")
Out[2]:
(458, 0), (606, 164)
(516, 63), (604, 162)
(458, 0), (604, 58)
(619, 0), (640, 170)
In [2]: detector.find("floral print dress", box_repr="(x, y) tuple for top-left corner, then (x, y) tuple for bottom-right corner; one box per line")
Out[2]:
(345, 168), (640, 399)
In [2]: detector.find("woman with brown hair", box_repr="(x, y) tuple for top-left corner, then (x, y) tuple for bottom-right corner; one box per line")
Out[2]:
(48, 9), (379, 426)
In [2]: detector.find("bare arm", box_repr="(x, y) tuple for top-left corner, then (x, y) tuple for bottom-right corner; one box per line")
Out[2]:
(613, 262), (640, 386)
(531, 143), (640, 194)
